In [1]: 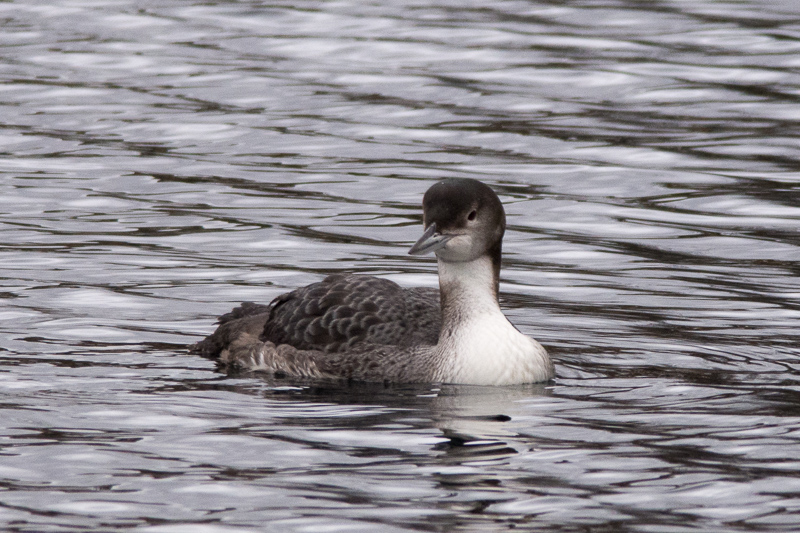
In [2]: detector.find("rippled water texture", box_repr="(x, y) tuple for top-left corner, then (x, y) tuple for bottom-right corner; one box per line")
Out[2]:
(2, 0), (800, 531)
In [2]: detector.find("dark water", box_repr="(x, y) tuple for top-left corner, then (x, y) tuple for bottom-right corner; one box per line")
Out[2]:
(2, 0), (800, 531)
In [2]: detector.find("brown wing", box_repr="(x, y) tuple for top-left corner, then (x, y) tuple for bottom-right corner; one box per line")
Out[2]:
(262, 274), (439, 352)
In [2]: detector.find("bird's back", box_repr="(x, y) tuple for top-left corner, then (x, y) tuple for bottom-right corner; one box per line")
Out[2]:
(263, 274), (440, 352)
(192, 274), (440, 358)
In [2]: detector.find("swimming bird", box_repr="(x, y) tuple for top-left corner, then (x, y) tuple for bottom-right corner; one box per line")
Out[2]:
(191, 178), (553, 385)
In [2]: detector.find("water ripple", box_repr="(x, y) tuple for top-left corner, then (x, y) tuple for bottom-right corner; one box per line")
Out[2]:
(1, 0), (800, 531)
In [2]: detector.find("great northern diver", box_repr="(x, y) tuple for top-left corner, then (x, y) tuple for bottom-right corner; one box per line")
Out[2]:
(191, 178), (554, 385)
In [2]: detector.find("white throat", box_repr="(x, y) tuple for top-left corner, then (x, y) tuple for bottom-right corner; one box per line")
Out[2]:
(433, 256), (552, 385)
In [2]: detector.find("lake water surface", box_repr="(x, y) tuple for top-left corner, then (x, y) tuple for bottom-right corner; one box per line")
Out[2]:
(2, 1), (800, 531)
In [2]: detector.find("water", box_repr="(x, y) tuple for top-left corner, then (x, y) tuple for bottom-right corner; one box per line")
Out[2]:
(2, 0), (800, 531)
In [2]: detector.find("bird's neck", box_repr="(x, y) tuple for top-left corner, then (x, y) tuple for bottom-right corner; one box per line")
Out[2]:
(437, 253), (503, 333)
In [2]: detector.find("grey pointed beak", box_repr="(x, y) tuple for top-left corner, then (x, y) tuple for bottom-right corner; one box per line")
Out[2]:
(408, 222), (452, 255)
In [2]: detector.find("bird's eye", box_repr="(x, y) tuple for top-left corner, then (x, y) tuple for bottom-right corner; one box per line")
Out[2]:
(467, 210), (477, 221)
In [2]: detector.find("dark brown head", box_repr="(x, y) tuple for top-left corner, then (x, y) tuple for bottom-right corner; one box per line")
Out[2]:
(409, 178), (506, 265)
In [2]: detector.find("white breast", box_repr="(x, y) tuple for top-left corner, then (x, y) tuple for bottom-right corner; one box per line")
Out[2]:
(432, 256), (553, 385)
(434, 308), (552, 385)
